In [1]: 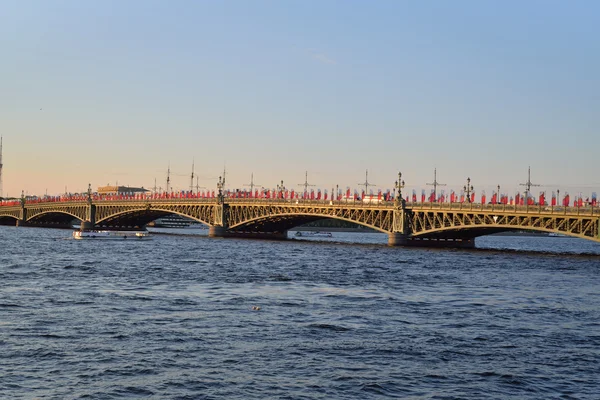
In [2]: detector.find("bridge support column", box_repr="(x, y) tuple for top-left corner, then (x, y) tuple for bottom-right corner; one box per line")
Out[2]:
(209, 203), (229, 238)
(209, 226), (228, 238)
(389, 208), (409, 246)
(80, 221), (94, 231)
(86, 204), (96, 228)
(17, 207), (27, 227)
(388, 232), (408, 246)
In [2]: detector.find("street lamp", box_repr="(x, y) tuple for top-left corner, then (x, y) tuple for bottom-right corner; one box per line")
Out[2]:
(464, 177), (473, 203)
(395, 172), (405, 207)
(277, 180), (285, 199)
(87, 183), (93, 204)
(217, 176), (224, 203)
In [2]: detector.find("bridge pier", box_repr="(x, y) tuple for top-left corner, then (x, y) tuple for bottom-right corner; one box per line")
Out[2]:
(388, 232), (408, 246)
(80, 221), (94, 231)
(16, 220), (27, 227)
(209, 226), (228, 238)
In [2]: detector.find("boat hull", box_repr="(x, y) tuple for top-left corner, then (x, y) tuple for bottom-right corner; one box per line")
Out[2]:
(295, 231), (333, 238)
(73, 231), (151, 240)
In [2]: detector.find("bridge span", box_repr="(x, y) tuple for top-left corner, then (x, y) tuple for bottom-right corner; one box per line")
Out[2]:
(1, 192), (599, 248)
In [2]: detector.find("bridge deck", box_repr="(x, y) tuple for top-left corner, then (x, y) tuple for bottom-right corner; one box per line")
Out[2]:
(1, 199), (599, 245)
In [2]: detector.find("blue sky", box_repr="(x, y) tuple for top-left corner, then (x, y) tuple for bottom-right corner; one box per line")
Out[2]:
(1, 1), (599, 198)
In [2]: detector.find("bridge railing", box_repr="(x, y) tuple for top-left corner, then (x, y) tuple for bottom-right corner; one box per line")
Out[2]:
(406, 201), (600, 216)
(3, 197), (599, 217)
(223, 197), (396, 208)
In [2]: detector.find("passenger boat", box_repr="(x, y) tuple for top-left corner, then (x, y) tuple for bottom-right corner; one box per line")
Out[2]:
(294, 231), (333, 238)
(72, 230), (151, 240)
(147, 215), (207, 229)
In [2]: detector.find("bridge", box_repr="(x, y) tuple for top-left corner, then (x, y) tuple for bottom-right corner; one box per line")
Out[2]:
(1, 175), (599, 248)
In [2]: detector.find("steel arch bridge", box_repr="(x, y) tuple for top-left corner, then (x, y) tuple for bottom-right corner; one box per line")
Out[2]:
(1, 198), (599, 247)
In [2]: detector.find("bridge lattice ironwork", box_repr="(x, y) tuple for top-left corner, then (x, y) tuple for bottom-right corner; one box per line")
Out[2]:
(1, 198), (599, 245)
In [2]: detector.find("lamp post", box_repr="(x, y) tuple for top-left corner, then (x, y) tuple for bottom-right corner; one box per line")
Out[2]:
(217, 176), (224, 204)
(464, 177), (473, 203)
(336, 184), (339, 203)
(276, 180), (285, 200)
(395, 172), (405, 208)
(87, 183), (93, 205)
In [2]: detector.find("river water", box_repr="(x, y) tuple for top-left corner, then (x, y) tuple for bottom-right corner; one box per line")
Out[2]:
(1, 226), (599, 399)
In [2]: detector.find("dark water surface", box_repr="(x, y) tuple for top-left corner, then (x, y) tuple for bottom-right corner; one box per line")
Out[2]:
(1, 226), (599, 399)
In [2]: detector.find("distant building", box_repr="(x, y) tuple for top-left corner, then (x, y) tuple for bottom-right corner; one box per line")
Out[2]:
(97, 185), (150, 195)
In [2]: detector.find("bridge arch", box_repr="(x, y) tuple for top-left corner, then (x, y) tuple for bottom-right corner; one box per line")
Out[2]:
(95, 207), (212, 227)
(228, 212), (389, 234)
(412, 224), (595, 242)
(0, 215), (19, 226)
(26, 210), (84, 224)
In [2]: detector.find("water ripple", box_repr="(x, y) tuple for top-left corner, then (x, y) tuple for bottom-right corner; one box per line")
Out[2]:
(0, 227), (599, 399)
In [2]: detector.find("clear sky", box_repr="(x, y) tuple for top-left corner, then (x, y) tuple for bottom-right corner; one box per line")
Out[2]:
(1, 1), (599, 198)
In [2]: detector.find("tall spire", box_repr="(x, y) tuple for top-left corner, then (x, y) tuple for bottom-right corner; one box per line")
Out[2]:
(0, 136), (3, 198)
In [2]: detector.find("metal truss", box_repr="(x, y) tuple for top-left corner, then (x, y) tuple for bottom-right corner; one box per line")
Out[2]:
(26, 201), (89, 222)
(95, 201), (216, 225)
(2, 198), (599, 243)
(0, 205), (21, 221)
(227, 201), (395, 232)
(409, 210), (600, 242)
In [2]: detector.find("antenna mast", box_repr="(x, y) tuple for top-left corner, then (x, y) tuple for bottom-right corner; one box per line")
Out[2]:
(426, 168), (446, 200)
(244, 173), (260, 194)
(298, 171), (315, 195)
(190, 159), (195, 192)
(519, 166), (540, 201)
(194, 176), (206, 194)
(359, 169), (376, 195)
(166, 163), (171, 194)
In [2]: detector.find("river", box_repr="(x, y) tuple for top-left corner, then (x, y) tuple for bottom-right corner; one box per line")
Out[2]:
(1, 226), (599, 399)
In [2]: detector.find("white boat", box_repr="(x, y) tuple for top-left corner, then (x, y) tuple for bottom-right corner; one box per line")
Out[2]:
(548, 232), (567, 237)
(295, 231), (333, 238)
(73, 230), (151, 240)
(149, 215), (206, 229)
